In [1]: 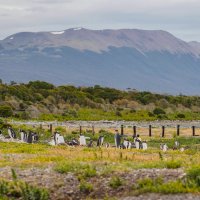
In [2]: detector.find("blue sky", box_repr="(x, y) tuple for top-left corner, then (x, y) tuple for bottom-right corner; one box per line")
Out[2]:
(0, 0), (200, 41)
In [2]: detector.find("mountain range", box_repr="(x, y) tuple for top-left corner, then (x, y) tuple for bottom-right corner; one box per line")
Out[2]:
(1, 28), (200, 95)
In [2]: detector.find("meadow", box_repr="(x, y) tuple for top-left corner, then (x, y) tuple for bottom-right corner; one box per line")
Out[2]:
(0, 126), (200, 199)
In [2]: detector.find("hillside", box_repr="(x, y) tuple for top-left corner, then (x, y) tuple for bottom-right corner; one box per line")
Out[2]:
(1, 81), (200, 121)
(1, 28), (200, 94)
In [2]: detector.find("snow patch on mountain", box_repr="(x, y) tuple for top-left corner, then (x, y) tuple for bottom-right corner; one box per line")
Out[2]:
(51, 31), (65, 35)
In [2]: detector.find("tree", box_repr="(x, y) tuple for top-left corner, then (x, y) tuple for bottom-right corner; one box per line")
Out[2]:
(10, 81), (17, 85)
(153, 108), (166, 115)
(28, 81), (54, 90)
(0, 105), (13, 117)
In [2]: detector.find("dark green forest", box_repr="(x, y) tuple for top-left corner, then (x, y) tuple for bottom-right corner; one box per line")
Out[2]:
(1, 80), (200, 121)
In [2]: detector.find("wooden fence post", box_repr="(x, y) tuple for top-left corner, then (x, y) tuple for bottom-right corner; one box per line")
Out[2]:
(149, 125), (152, 137)
(121, 125), (124, 135)
(50, 124), (53, 133)
(133, 126), (137, 137)
(177, 125), (180, 136)
(80, 126), (82, 134)
(92, 125), (95, 135)
(192, 126), (195, 136)
(161, 126), (165, 137)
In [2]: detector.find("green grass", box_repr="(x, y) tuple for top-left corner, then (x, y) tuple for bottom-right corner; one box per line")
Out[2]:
(133, 177), (198, 195)
(165, 160), (182, 169)
(109, 177), (123, 189)
(0, 170), (49, 200)
(148, 137), (200, 149)
(79, 181), (93, 194)
(133, 165), (200, 194)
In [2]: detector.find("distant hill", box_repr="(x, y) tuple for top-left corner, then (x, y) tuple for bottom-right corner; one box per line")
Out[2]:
(0, 28), (200, 94)
(1, 81), (200, 120)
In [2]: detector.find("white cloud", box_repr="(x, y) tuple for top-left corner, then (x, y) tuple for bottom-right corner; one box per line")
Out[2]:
(0, 0), (200, 41)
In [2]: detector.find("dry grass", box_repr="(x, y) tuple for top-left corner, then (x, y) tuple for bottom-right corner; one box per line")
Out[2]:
(0, 141), (199, 172)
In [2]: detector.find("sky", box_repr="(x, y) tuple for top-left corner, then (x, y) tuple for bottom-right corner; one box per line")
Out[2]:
(0, 0), (200, 41)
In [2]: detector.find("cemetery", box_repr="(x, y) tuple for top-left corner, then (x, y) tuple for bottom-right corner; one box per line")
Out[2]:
(0, 120), (200, 199)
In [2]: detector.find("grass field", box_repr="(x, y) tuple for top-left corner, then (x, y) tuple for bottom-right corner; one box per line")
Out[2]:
(0, 135), (200, 199)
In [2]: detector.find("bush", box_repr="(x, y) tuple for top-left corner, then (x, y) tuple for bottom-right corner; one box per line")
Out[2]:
(176, 113), (185, 119)
(0, 105), (13, 118)
(55, 162), (96, 179)
(79, 181), (93, 193)
(187, 167), (200, 186)
(0, 179), (49, 200)
(115, 111), (122, 117)
(109, 177), (123, 189)
(165, 160), (182, 169)
(54, 162), (79, 174)
(153, 108), (166, 115)
(135, 177), (190, 194)
(83, 166), (97, 178)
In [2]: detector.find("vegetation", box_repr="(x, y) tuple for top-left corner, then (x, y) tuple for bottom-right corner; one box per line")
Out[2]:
(1, 80), (200, 120)
(0, 134), (199, 198)
(0, 170), (49, 200)
(79, 181), (93, 193)
(133, 166), (200, 195)
(109, 177), (123, 189)
(134, 178), (193, 194)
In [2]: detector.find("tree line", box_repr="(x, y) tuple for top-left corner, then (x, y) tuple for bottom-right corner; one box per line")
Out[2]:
(0, 80), (200, 120)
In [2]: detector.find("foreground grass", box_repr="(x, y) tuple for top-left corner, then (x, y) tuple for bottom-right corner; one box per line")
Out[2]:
(0, 137), (199, 198)
(0, 138), (199, 170)
(0, 169), (49, 200)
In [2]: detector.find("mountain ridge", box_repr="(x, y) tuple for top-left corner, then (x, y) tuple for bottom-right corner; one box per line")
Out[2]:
(0, 28), (200, 95)
(1, 28), (200, 55)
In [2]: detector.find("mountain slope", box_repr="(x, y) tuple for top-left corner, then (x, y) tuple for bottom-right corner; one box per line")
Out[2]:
(0, 28), (200, 94)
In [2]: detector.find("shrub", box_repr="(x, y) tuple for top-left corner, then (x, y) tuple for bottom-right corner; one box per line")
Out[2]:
(83, 166), (97, 178)
(79, 181), (93, 193)
(109, 177), (123, 189)
(0, 105), (13, 118)
(55, 162), (97, 179)
(0, 179), (49, 200)
(135, 177), (190, 194)
(153, 108), (166, 115)
(115, 111), (122, 117)
(176, 113), (185, 119)
(187, 167), (200, 186)
(165, 160), (182, 169)
(54, 162), (79, 174)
